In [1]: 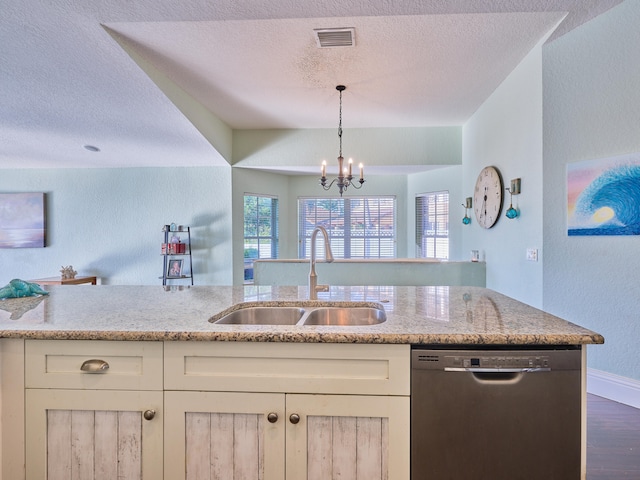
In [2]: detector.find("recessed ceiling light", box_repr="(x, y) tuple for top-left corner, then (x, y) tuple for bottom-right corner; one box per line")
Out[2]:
(84, 145), (100, 152)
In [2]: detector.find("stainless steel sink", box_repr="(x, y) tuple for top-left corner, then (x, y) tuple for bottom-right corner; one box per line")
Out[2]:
(302, 307), (387, 326)
(212, 303), (387, 326)
(214, 307), (305, 325)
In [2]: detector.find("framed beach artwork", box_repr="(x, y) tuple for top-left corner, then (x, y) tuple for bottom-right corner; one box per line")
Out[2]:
(0, 193), (46, 248)
(567, 153), (640, 236)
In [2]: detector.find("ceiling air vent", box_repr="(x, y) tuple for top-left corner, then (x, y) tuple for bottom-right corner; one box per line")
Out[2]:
(314, 28), (355, 48)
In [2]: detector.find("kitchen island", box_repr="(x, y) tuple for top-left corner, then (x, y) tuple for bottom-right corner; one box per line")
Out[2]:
(0, 285), (603, 344)
(0, 285), (603, 479)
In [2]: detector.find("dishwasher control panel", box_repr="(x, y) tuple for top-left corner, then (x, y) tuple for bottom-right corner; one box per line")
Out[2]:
(454, 355), (549, 369)
(411, 348), (581, 371)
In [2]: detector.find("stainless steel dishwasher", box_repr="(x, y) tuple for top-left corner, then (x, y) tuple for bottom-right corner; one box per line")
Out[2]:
(411, 345), (582, 479)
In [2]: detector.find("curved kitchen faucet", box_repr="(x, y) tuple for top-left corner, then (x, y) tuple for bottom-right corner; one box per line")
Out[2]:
(309, 226), (334, 300)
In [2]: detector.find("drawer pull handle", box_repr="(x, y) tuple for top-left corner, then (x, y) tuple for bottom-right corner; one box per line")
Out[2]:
(267, 412), (278, 423)
(289, 413), (300, 425)
(80, 359), (110, 373)
(143, 410), (156, 421)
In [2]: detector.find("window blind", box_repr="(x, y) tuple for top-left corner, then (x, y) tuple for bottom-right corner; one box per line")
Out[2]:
(416, 191), (449, 259)
(298, 197), (396, 259)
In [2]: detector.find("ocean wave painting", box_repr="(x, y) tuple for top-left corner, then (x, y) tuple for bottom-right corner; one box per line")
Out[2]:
(567, 153), (640, 236)
(0, 193), (46, 248)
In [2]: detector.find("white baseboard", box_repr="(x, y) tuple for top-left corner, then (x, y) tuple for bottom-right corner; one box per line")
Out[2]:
(587, 368), (640, 409)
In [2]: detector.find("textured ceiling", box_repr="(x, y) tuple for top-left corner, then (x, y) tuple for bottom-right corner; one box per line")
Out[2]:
(1, 0), (624, 169)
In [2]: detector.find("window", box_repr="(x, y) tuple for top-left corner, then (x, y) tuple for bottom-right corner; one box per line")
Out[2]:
(298, 197), (396, 259)
(416, 191), (449, 259)
(244, 195), (278, 283)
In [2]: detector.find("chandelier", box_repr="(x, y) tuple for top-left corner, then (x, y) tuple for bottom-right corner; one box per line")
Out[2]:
(320, 85), (365, 196)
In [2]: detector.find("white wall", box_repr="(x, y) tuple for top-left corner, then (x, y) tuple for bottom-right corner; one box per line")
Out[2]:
(461, 39), (545, 308)
(232, 127), (461, 169)
(0, 167), (233, 286)
(542, 0), (640, 381)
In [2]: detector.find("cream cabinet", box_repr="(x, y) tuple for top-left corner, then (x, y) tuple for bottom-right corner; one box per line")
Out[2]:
(286, 393), (408, 479)
(164, 391), (286, 479)
(164, 391), (408, 480)
(25, 389), (163, 479)
(164, 341), (410, 480)
(23, 340), (164, 480)
(3, 339), (410, 480)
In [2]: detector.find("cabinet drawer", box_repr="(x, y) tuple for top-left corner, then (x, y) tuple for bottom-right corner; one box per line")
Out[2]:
(165, 342), (410, 395)
(25, 340), (163, 390)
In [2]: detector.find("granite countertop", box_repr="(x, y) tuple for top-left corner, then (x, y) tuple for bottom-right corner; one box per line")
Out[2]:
(0, 285), (604, 345)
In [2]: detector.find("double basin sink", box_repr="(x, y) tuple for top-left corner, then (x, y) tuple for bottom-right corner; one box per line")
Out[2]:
(210, 302), (386, 327)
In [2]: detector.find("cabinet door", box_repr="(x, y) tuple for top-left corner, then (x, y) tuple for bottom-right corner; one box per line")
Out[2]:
(25, 389), (163, 480)
(164, 391), (285, 480)
(286, 394), (410, 480)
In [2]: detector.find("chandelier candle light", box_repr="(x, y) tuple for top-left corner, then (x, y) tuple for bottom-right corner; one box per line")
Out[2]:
(320, 85), (365, 196)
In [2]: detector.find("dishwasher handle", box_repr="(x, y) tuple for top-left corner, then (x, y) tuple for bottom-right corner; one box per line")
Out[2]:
(444, 367), (551, 385)
(444, 367), (551, 373)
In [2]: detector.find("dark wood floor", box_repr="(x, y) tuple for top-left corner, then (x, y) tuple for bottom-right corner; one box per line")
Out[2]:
(587, 394), (640, 479)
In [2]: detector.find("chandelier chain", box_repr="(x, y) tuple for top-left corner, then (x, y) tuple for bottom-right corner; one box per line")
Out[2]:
(338, 88), (343, 158)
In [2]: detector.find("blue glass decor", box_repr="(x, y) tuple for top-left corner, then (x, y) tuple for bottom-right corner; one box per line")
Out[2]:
(462, 197), (472, 225)
(0, 279), (49, 300)
(505, 178), (521, 220)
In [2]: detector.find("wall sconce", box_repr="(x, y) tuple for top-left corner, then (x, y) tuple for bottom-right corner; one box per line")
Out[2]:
(505, 178), (521, 219)
(462, 197), (472, 225)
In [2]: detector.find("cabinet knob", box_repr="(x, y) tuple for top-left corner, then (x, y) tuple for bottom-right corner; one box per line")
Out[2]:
(267, 412), (278, 423)
(80, 359), (110, 373)
(143, 410), (156, 421)
(289, 413), (300, 424)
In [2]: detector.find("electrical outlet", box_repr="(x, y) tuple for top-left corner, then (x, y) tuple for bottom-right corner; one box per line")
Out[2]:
(526, 248), (538, 262)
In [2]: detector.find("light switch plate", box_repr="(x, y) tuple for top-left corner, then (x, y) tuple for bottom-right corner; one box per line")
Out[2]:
(526, 248), (538, 262)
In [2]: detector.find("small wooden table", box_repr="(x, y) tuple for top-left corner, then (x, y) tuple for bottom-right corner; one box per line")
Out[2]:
(29, 276), (97, 286)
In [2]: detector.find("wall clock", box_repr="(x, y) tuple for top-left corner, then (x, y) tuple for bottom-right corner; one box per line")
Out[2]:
(473, 166), (504, 229)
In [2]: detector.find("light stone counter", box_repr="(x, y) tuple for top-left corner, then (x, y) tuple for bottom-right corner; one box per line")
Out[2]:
(0, 285), (604, 345)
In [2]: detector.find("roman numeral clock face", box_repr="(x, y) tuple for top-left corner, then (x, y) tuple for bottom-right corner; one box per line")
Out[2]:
(473, 166), (504, 229)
